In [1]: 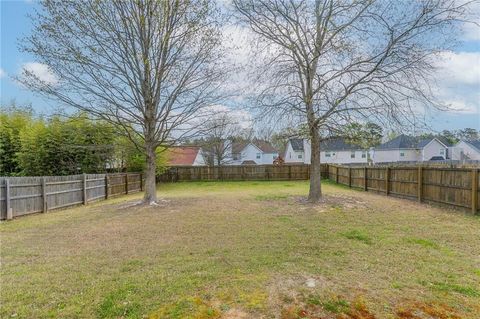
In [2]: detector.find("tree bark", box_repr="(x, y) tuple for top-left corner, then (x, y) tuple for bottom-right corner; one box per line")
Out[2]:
(144, 143), (157, 204)
(308, 127), (322, 202)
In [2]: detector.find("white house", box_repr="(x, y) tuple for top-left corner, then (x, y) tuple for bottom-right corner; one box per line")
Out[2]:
(284, 138), (370, 164)
(450, 140), (480, 160)
(372, 135), (450, 163)
(229, 140), (279, 165)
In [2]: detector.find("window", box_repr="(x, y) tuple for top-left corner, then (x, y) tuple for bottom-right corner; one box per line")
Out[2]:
(400, 152), (405, 157)
(298, 154), (302, 159)
(325, 152), (331, 158)
(351, 151), (355, 159)
(256, 153), (261, 159)
(289, 152), (291, 159)
(361, 151), (366, 159)
(440, 149), (445, 155)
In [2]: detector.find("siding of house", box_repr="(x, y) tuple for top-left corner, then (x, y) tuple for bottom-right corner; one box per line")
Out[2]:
(422, 139), (447, 160)
(320, 150), (368, 164)
(231, 143), (279, 165)
(284, 142), (304, 163)
(193, 151), (206, 166)
(285, 139), (370, 164)
(373, 149), (420, 163)
(454, 141), (480, 160)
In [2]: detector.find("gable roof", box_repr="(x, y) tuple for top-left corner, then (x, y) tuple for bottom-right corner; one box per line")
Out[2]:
(167, 146), (201, 166)
(289, 138), (304, 152)
(320, 138), (364, 151)
(435, 136), (453, 147)
(377, 135), (419, 150)
(232, 140), (278, 154)
(232, 141), (248, 154)
(464, 140), (480, 152)
(378, 135), (452, 150)
(252, 139), (277, 153)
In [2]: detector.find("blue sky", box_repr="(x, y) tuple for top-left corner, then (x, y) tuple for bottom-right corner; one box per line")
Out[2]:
(1, 0), (479, 132)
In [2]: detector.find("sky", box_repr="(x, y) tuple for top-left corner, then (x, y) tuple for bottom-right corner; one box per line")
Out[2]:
(1, 0), (479, 133)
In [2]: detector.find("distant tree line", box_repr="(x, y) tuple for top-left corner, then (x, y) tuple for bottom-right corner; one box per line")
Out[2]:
(0, 105), (167, 176)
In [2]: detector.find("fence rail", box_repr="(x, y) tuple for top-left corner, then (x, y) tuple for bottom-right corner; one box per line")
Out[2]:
(157, 164), (329, 182)
(327, 165), (479, 214)
(0, 173), (143, 220)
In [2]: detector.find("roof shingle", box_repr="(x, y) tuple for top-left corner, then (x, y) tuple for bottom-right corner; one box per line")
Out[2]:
(167, 146), (201, 166)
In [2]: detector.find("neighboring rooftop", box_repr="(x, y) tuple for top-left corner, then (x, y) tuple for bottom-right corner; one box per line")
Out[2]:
(252, 139), (278, 153)
(232, 140), (278, 154)
(378, 134), (453, 150)
(320, 138), (364, 151)
(465, 140), (480, 151)
(167, 146), (201, 166)
(289, 138), (304, 152)
(377, 135), (419, 150)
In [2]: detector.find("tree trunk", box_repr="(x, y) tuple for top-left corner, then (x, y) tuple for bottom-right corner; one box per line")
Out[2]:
(144, 143), (157, 204)
(308, 127), (322, 202)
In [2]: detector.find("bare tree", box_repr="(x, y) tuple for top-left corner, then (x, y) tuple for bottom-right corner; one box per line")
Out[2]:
(19, 0), (226, 204)
(234, 0), (474, 202)
(202, 112), (240, 166)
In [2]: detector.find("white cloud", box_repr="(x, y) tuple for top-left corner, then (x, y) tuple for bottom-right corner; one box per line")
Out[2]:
(462, 22), (480, 41)
(20, 62), (58, 86)
(205, 104), (253, 129)
(435, 51), (480, 85)
(0, 68), (5, 78)
(442, 98), (478, 114)
(433, 51), (480, 115)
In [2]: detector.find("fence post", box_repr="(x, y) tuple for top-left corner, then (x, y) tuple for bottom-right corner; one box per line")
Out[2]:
(105, 175), (109, 199)
(364, 167), (368, 191)
(335, 166), (339, 184)
(417, 167), (423, 202)
(82, 173), (87, 205)
(140, 173), (143, 191)
(125, 173), (129, 194)
(5, 179), (12, 220)
(42, 177), (47, 212)
(348, 167), (352, 188)
(288, 165), (292, 180)
(385, 167), (390, 195)
(472, 169), (478, 215)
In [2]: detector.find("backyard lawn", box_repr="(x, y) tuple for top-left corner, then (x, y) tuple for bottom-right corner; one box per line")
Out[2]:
(1, 180), (479, 319)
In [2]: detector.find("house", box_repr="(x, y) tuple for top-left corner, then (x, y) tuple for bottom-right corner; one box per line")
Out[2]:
(167, 146), (206, 166)
(284, 138), (370, 164)
(229, 139), (279, 165)
(372, 135), (450, 163)
(450, 140), (480, 160)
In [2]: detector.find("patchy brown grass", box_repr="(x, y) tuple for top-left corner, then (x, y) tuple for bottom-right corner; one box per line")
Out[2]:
(1, 180), (479, 318)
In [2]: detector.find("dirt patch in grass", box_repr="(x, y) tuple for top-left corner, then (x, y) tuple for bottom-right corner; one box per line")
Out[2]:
(395, 301), (463, 319)
(294, 193), (367, 211)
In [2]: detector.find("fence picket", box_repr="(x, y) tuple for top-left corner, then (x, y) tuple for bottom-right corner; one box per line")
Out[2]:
(0, 173), (142, 220)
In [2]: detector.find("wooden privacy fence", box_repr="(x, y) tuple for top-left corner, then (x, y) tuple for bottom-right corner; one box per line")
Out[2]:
(157, 164), (329, 182)
(328, 165), (479, 214)
(0, 173), (143, 220)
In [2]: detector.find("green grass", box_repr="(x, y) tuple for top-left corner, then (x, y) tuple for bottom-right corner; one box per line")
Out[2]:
(341, 229), (372, 245)
(1, 180), (479, 318)
(429, 282), (480, 297)
(321, 298), (350, 313)
(406, 237), (440, 249)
